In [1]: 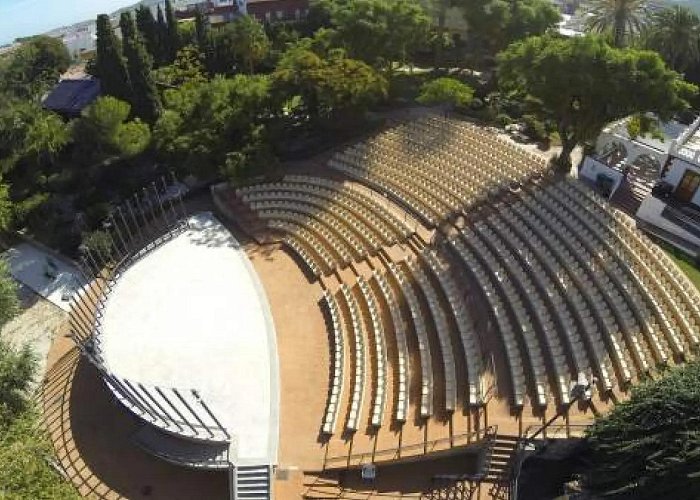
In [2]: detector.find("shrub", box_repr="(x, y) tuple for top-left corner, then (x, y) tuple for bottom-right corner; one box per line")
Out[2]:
(521, 114), (547, 141)
(496, 113), (513, 128)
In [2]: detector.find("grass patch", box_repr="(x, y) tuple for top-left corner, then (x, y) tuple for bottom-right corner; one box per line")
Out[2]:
(662, 246), (700, 291)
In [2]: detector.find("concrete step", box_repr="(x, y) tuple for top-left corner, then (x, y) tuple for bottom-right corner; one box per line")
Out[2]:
(236, 465), (271, 500)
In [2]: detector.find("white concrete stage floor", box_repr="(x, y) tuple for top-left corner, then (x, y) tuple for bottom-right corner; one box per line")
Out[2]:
(99, 212), (279, 464)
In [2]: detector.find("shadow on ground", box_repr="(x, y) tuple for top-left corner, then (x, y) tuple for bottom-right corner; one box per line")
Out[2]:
(41, 347), (229, 500)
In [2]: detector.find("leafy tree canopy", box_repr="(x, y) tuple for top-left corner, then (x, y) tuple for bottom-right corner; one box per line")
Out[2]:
(0, 261), (18, 332)
(0, 259), (79, 498)
(72, 97), (151, 163)
(120, 12), (162, 123)
(585, 362), (700, 499)
(154, 45), (207, 87)
(93, 14), (132, 103)
(154, 75), (272, 178)
(643, 5), (700, 73)
(0, 36), (70, 99)
(457, 0), (560, 57)
(497, 34), (696, 168)
(586, 0), (649, 47)
(325, 0), (430, 73)
(228, 15), (271, 75)
(0, 100), (70, 175)
(273, 38), (388, 120)
(417, 77), (475, 108)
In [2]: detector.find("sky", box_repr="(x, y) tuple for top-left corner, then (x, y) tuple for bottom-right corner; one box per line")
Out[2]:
(0, 0), (137, 45)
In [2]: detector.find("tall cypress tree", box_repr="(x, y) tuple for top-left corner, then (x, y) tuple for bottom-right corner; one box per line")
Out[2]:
(135, 5), (159, 66)
(94, 14), (132, 103)
(194, 7), (209, 51)
(156, 5), (167, 66)
(164, 0), (180, 63)
(120, 12), (162, 123)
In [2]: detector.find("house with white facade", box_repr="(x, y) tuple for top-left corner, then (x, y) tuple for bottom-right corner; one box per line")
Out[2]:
(590, 115), (700, 258)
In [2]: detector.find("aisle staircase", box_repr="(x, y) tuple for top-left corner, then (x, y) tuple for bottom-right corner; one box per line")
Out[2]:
(231, 465), (272, 500)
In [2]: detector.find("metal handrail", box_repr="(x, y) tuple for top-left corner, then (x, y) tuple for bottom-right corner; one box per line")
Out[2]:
(324, 425), (497, 469)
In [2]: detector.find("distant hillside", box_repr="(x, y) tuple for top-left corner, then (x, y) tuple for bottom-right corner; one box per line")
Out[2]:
(43, 0), (188, 38)
(664, 0), (700, 13)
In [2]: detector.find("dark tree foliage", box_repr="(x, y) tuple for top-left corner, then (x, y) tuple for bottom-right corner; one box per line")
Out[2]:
(498, 35), (696, 168)
(1, 36), (70, 99)
(457, 0), (560, 58)
(135, 5), (161, 67)
(156, 4), (168, 66)
(120, 12), (162, 123)
(585, 362), (700, 499)
(164, 0), (181, 63)
(94, 14), (132, 103)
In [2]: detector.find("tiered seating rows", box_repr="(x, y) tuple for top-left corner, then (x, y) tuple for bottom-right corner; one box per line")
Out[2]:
(330, 115), (548, 226)
(422, 250), (484, 405)
(248, 194), (384, 251)
(540, 186), (682, 359)
(406, 259), (458, 411)
(487, 213), (604, 389)
(357, 277), (388, 428)
(272, 221), (335, 275)
(449, 238), (528, 407)
(389, 262), (434, 417)
(509, 201), (634, 384)
(283, 175), (414, 239)
(373, 271), (410, 422)
(461, 229), (549, 406)
(474, 222), (571, 404)
(322, 291), (345, 435)
(558, 181), (700, 348)
(253, 202), (368, 259)
(339, 285), (367, 432)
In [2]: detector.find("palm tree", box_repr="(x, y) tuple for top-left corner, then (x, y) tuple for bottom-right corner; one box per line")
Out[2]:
(644, 6), (700, 73)
(586, 0), (649, 47)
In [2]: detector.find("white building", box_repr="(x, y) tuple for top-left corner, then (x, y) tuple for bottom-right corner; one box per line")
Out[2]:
(592, 115), (700, 257)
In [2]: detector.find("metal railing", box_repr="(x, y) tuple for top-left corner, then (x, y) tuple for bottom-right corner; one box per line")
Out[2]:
(67, 175), (231, 443)
(324, 425), (497, 469)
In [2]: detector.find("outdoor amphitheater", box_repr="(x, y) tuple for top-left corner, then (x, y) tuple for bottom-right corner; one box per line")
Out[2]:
(56, 114), (700, 500)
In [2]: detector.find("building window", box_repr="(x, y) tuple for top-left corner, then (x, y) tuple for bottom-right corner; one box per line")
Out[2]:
(265, 11), (271, 21)
(276, 10), (284, 19)
(295, 8), (300, 19)
(675, 169), (700, 203)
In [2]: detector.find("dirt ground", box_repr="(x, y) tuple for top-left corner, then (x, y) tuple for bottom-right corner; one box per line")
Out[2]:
(1, 287), (67, 385)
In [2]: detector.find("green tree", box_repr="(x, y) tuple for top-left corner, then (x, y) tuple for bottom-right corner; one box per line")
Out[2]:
(1, 36), (71, 99)
(0, 408), (81, 499)
(644, 6), (700, 73)
(120, 12), (162, 123)
(497, 35), (696, 168)
(229, 15), (270, 74)
(0, 261), (18, 330)
(154, 75), (272, 178)
(194, 7), (210, 52)
(0, 100), (69, 176)
(586, 0), (649, 47)
(164, 0), (181, 63)
(135, 5), (160, 65)
(154, 45), (207, 87)
(273, 40), (388, 120)
(0, 182), (13, 232)
(330, 0), (430, 76)
(72, 96), (151, 163)
(585, 362), (700, 499)
(457, 0), (560, 58)
(93, 14), (132, 103)
(0, 263), (80, 498)
(417, 77), (474, 110)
